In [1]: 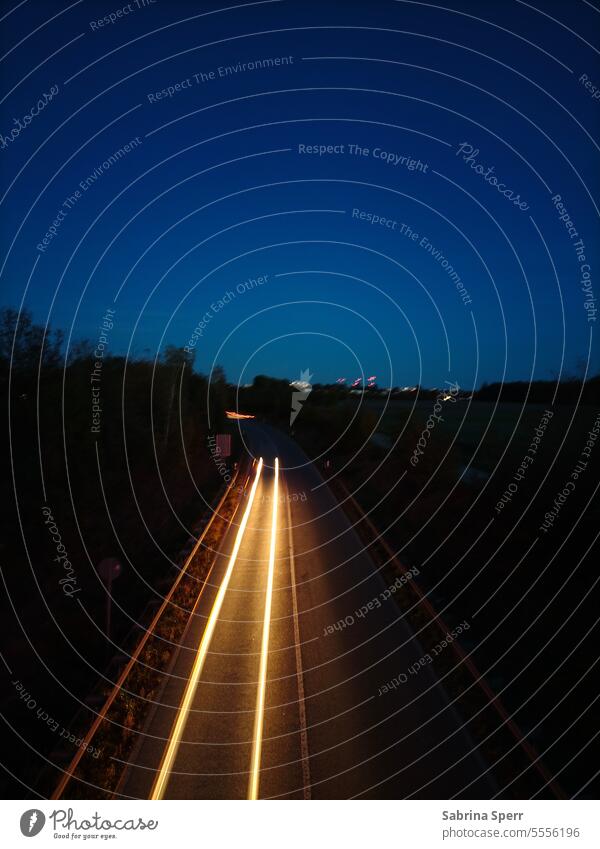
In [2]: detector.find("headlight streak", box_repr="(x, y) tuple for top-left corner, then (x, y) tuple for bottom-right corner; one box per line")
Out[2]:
(248, 457), (279, 800)
(150, 457), (264, 800)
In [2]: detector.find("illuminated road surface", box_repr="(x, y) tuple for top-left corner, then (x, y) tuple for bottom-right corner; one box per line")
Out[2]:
(120, 426), (493, 799)
(151, 457), (265, 800)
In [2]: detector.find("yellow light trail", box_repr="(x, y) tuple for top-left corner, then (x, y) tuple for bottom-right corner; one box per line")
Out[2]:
(248, 456), (279, 800)
(150, 457), (264, 800)
(225, 410), (255, 420)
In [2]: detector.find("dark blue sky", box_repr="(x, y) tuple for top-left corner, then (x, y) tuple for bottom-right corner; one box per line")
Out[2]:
(1, 0), (598, 389)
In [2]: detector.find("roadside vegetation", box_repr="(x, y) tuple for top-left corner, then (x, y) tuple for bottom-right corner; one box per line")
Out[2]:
(0, 307), (231, 796)
(288, 376), (599, 798)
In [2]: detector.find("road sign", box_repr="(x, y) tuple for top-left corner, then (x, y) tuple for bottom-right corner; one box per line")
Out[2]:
(98, 557), (122, 642)
(98, 557), (121, 582)
(216, 433), (231, 457)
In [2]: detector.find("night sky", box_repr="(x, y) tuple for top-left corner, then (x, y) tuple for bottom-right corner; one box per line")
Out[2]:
(1, 0), (599, 389)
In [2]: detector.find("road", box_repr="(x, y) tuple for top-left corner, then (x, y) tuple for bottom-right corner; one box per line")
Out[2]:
(119, 423), (494, 799)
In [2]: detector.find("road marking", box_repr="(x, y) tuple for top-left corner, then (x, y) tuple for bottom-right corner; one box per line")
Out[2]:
(150, 458), (264, 800)
(286, 487), (312, 799)
(248, 457), (279, 800)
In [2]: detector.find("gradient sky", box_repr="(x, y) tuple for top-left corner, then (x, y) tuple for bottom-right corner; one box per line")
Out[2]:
(1, 0), (599, 389)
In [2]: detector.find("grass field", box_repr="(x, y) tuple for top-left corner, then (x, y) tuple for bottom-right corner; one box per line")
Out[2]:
(361, 398), (597, 475)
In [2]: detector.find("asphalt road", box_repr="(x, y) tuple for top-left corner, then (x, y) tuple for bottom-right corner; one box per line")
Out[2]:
(119, 422), (494, 799)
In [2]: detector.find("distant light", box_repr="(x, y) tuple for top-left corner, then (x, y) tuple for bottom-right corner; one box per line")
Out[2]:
(226, 411), (255, 420)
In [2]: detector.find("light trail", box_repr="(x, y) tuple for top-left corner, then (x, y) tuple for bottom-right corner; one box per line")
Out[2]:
(150, 457), (264, 800)
(248, 456), (279, 800)
(225, 410), (255, 419)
